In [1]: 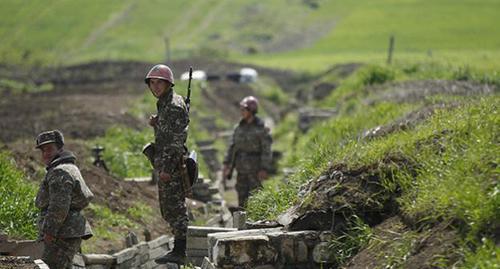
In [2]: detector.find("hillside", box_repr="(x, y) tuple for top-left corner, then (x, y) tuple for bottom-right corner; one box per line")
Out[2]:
(1, 0), (500, 70)
(246, 63), (499, 267)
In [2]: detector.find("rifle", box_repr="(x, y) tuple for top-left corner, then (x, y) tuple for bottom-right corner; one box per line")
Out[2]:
(226, 149), (237, 180)
(185, 66), (193, 112)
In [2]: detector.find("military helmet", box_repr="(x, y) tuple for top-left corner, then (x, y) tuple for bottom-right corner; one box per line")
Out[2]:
(240, 96), (259, 113)
(145, 64), (175, 86)
(35, 130), (64, 149)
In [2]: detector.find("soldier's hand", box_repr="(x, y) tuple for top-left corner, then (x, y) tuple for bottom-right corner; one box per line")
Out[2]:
(159, 171), (171, 182)
(44, 233), (55, 243)
(258, 170), (268, 181)
(149, 114), (158, 127)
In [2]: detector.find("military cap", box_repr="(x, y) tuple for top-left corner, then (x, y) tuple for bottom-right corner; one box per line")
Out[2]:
(35, 130), (64, 148)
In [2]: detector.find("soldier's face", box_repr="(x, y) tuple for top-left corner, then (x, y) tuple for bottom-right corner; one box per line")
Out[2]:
(240, 107), (252, 121)
(149, 78), (171, 98)
(39, 143), (61, 166)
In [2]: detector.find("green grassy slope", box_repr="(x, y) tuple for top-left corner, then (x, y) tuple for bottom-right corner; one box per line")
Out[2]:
(2, 0), (499, 71)
(246, 64), (499, 267)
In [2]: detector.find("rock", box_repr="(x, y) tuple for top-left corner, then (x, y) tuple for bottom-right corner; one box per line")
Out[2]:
(212, 235), (277, 266)
(233, 211), (247, 230)
(313, 242), (336, 263)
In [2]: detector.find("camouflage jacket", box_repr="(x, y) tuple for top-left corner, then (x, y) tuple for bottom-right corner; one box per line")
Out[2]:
(35, 151), (93, 239)
(223, 116), (272, 174)
(153, 89), (189, 174)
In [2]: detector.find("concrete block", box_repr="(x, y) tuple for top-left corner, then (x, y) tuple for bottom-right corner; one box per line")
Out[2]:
(280, 237), (294, 263)
(187, 248), (208, 257)
(187, 256), (204, 267)
(296, 240), (309, 262)
(86, 265), (110, 269)
(149, 246), (169, 260)
(83, 254), (115, 265)
(254, 265), (276, 269)
(187, 236), (209, 250)
(212, 235), (277, 266)
(148, 235), (173, 249)
(9, 240), (45, 259)
(34, 259), (50, 269)
(113, 246), (137, 264)
(233, 211), (247, 230)
(187, 226), (237, 237)
(0, 241), (17, 252)
(207, 227), (283, 256)
(72, 253), (85, 267)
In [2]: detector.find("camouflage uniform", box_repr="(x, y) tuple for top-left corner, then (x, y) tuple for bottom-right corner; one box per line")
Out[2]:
(224, 116), (272, 206)
(153, 89), (189, 240)
(35, 150), (93, 269)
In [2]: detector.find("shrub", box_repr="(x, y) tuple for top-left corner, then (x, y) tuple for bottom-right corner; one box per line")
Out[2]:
(0, 151), (38, 239)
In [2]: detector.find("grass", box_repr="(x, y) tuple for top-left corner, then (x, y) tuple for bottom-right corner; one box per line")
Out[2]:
(82, 203), (138, 253)
(246, 62), (498, 266)
(93, 126), (154, 178)
(0, 151), (38, 239)
(2, 1), (500, 72)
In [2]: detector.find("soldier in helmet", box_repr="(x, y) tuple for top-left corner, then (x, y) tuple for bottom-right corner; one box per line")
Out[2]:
(34, 130), (93, 269)
(223, 96), (273, 207)
(144, 64), (190, 265)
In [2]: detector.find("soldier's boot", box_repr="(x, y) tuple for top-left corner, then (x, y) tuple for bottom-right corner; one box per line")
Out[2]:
(154, 238), (187, 265)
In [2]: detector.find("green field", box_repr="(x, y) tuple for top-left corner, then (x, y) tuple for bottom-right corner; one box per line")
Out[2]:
(1, 0), (499, 71)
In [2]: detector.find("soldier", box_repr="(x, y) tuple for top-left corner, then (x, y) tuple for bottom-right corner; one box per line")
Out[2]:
(144, 64), (190, 265)
(34, 130), (93, 269)
(223, 96), (273, 207)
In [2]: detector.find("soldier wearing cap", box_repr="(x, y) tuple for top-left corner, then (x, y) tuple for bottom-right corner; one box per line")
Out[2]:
(223, 96), (273, 207)
(34, 130), (93, 269)
(144, 64), (190, 265)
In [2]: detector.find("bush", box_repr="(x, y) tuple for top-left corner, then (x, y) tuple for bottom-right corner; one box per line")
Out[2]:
(361, 65), (396, 85)
(0, 151), (38, 239)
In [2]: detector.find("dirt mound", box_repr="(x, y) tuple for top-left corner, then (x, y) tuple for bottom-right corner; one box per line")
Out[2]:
(0, 91), (143, 143)
(278, 156), (414, 232)
(346, 216), (460, 268)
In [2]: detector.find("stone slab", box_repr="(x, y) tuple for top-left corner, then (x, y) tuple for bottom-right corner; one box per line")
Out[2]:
(83, 254), (115, 265)
(147, 235), (173, 249)
(188, 226), (237, 237)
(187, 236), (209, 250)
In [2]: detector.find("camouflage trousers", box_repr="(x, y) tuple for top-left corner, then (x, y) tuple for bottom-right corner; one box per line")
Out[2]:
(42, 237), (81, 269)
(157, 168), (188, 240)
(236, 172), (262, 207)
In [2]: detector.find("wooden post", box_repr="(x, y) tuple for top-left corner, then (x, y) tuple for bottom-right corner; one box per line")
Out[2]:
(387, 35), (395, 64)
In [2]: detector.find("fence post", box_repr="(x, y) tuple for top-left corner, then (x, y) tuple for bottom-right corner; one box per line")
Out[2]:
(387, 35), (395, 64)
